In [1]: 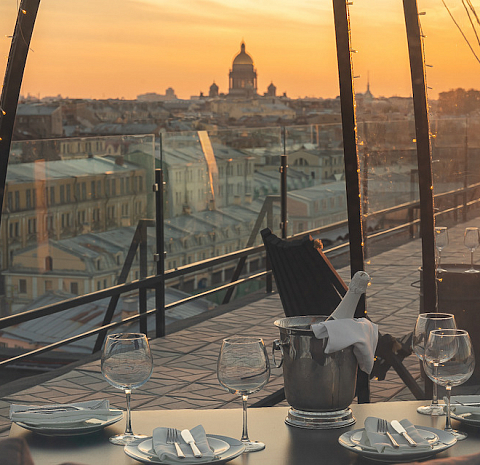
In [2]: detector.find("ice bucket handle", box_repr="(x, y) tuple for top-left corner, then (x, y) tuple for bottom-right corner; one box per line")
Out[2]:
(272, 339), (284, 368)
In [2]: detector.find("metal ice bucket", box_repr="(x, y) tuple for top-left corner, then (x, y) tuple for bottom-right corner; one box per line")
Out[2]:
(273, 316), (358, 429)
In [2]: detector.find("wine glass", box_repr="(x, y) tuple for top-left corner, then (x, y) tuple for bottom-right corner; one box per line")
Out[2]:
(412, 313), (456, 415)
(424, 329), (475, 440)
(435, 226), (449, 272)
(101, 333), (153, 445)
(464, 227), (480, 273)
(217, 337), (270, 452)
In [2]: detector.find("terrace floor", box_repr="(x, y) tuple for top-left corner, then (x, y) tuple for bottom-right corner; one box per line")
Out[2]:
(1, 218), (480, 437)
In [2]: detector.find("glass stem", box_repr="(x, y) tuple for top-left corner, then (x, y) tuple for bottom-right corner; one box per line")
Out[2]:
(241, 394), (250, 442)
(124, 388), (133, 435)
(471, 251), (475, 270)
(432, 365), (439, 405)
(445, 386), (453, 432)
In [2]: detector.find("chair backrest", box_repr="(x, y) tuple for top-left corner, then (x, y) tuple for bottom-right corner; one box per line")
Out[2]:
(261, 228), (348, 317)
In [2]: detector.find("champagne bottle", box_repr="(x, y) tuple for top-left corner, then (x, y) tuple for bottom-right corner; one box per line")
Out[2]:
(326, 271), (370, 320)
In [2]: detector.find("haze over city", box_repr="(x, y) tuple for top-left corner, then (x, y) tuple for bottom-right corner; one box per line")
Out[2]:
(1, 0), (479, 100)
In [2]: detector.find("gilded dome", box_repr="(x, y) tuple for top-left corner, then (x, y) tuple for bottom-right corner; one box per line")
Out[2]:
(233, 42), (254, 66)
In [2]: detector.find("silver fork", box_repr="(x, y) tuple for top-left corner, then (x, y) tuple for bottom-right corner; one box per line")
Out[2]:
(167, 428), (185, 459)
(377, 419), (400, 449)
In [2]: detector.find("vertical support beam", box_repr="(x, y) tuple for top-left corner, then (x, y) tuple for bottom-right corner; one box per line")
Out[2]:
(332, 0), (369, 404)
(155, 169), (166, 338)
(139, 220), (148, 335)
(332, 0), (365, 306)
(403, 0), (437, 314)
(0, 0), (41, 229)
(280, 128), (288, 239)
(403, 0), (437, 400)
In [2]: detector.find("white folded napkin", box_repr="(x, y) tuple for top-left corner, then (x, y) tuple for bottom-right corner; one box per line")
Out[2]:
(311, 318), (378, 373)
(361, 417), (432, 453)
(152, 425), (214, 463)
(9, 400), (120, 425)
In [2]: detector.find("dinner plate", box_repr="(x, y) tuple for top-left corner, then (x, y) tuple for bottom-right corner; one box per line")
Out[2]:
(450, 396), (480, 427)
(349, 429), (439, 451)
(124, 434), (245, 464)
(14, 410), (123, 436)
(338, 425), (456, 463)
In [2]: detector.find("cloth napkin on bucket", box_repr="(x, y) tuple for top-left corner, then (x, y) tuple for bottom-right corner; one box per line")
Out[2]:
(311, 318), (378, 373)
(9, 400), (117, 425)
(361, 417), (432, 453)
(153, 425), (215, 463)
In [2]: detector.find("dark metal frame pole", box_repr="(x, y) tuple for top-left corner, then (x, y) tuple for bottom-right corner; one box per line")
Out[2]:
(332, 0), (368, 403)
(155, 168), (166, 337)
(0, 0), (41, 229)
(403, 0), (437, 314)
(403, 0), (437, 399)
(280, 128), (288, 239)
(332, 0), (365, 301)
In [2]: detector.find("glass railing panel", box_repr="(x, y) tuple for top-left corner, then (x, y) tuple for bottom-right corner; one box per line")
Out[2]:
(283, 124), (349, 246)
(1, 135), (155, 351)
(160, 128), (283, 303)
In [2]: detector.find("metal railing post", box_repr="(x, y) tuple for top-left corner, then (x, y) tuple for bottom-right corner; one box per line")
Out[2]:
(280, 128), (288, 239)
(155, 168), (166, 337)
(139, 219), (148, 334)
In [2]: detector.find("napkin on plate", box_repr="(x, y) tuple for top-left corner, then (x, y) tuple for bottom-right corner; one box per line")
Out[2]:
(361, 417), (433, 453)
(9, 399), (119, 425)
(152, 425), (215, 463)
(450, 396), (480, 416)
(311, 318), (378, 373)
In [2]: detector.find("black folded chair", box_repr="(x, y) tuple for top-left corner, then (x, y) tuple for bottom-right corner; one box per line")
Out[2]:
(255, 228), (424, 407)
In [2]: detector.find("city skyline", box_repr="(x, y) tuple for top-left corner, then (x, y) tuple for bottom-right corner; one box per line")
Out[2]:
(1, 0), (480, 101)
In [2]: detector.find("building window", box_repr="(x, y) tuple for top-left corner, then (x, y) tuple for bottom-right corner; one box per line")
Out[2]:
(50, 186), (55, 205)
(9, 222), (19, 238)
(111, 179), (116, 196)
(70, 282), (79, 295)
(60, 185), (65, 203)
(66, 184), (71, 202)
(81, 182), (87, 200)
(120, 178), (125, 195)
(7, 192), (12, 211)
(14, 191), (20, 210)
(28, 218), (37, 234)
(91, 181), (96, 199)
(45, 256), (53, 271)
(19, 279), (27, 294)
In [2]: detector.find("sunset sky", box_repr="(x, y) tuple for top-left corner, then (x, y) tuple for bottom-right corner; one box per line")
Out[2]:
(1, 0), (479, 100)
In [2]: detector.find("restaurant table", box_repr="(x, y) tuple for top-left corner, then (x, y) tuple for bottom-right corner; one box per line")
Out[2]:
(9, 400), (480, 465)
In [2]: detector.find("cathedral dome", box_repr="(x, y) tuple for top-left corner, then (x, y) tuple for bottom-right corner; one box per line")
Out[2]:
(233, 42), (254, 66)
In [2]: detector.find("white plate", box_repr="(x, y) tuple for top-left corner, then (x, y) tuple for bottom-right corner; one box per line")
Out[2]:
(138, 436), (231, 457)
(349, 428), (439, 451)
(450, 410), (480, 426)
(339, 425), (456, 463)
(14, 410), (123, 436)
(124, 434), (245, 464)
(450, 396), (480, 426)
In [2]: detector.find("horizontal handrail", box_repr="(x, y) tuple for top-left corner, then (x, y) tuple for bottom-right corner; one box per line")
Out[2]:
(1, 171), (479, 371)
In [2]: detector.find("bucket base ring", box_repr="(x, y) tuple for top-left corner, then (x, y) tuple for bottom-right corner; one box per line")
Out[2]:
(285, 407), (355, 429)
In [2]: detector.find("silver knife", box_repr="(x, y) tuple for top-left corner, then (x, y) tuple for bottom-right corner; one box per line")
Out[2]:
(181, 429), (202, 457)
(390, 420), (417, 447)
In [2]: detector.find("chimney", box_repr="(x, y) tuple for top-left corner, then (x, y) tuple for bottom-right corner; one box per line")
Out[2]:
(244, 193), (252, 204)
(233, 195), (241, 206)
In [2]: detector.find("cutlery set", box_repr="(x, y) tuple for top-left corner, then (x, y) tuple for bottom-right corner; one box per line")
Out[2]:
(166, 428), (203, 458)
(377, 419), (417, 448)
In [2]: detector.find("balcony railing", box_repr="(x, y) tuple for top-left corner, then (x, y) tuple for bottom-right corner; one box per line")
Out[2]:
(0, 120), (479, 376)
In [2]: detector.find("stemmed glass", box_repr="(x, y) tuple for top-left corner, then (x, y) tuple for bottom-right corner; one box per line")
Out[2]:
(424, 329), (475, 440)
(217, 337), (270, 452)
(464, 227), (480, 273)
(101, 333), (153, 445)
(435, 226), (449, 272)
(412, 313), (456, 415)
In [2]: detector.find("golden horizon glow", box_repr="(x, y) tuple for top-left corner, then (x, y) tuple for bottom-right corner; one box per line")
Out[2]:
(1, 0), (479, 101)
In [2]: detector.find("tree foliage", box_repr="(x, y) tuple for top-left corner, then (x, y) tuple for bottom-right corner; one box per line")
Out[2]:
(437, 88), (480, 116)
